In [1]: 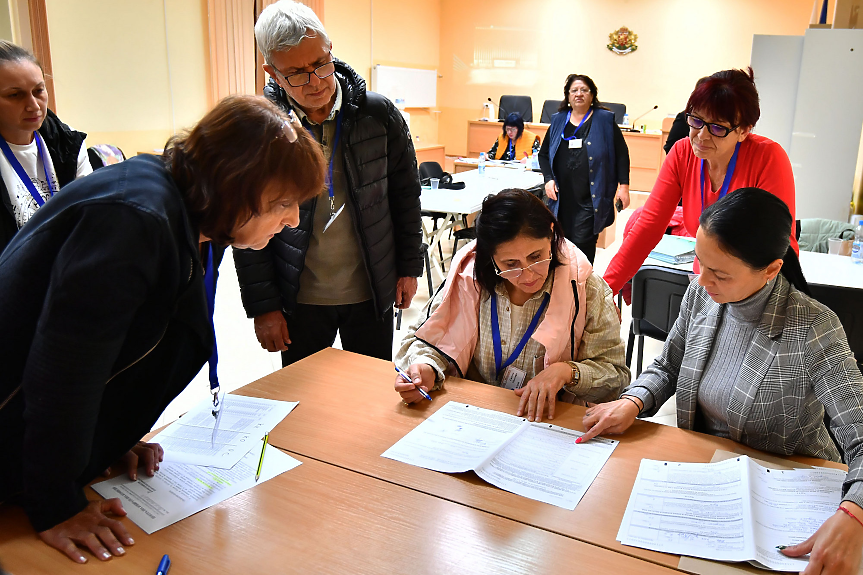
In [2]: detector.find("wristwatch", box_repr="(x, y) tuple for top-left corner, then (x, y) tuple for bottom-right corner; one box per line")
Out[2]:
(570, 363), (581, 385)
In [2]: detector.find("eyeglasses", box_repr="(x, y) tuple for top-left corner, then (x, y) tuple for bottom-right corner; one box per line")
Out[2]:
(493, 257), (552, 279)
(274, 54), (336, 87)
(569, 88), (591, 95)
(686, 113), (737, 138)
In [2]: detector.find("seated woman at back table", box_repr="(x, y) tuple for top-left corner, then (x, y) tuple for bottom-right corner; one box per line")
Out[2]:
(0, 96), (325, 564)
(487, 112), (540, 161)
(583, 188), (863, 575)
(603, 67), (797, 296)
(394, 189), (629, 422)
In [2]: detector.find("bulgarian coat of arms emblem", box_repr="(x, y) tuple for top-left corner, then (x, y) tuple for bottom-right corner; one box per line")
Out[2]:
(608, 27), (638, 55)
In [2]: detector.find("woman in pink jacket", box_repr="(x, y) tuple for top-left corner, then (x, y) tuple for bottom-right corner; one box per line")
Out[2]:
(394, 189), (629, 422)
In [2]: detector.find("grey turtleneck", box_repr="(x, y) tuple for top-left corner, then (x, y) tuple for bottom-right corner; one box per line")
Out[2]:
(696, 278), (775, 438)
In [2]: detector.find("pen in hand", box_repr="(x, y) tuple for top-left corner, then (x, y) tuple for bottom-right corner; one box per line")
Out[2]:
(395, 365), (432, 401)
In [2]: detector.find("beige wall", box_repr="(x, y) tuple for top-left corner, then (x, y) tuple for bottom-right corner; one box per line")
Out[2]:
(438, 0), (814, 156)
(45, 0), (210, 155)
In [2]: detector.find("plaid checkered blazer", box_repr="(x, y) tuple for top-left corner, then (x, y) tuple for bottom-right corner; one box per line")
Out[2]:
(624, 274), (863, 505)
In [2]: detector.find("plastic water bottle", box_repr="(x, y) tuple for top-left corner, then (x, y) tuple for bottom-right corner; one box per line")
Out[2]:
(622, 113), (630, 128)
(478, 152), (486, 176)
(852, 222), (863, 265)
(530, 149), (538, 170)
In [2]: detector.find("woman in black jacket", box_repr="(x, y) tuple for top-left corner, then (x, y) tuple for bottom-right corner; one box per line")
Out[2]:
(0, 95), (324, 563)
(0, 41), (92, 254)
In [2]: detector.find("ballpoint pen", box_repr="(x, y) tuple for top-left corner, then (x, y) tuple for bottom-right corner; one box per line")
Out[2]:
(156, 554), (171, 575)
(394, 365), (432, 401)
(255, 432), (269, 482)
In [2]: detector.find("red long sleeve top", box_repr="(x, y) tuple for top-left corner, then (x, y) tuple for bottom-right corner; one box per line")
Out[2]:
(603, 133), (798, 295)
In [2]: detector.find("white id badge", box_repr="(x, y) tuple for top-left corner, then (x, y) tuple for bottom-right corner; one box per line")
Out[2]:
(569, 138), (583, 149)
(323, 203), (345, 233)
(501, 365), (527, 390)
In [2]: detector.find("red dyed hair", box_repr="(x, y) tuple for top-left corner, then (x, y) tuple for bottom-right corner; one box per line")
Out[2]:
(685, 67), (760, 129)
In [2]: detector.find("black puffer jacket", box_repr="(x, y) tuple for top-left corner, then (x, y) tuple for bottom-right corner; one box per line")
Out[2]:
(232, 60), (423, 318)
(0, 109), (87, 253)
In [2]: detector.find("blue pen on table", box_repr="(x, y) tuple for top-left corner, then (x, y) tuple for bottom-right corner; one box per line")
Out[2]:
(394, 365), (432, 401)
(156, 554), (171, 575)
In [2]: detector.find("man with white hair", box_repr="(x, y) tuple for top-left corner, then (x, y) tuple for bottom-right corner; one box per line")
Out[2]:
(234, 0), (423, 366)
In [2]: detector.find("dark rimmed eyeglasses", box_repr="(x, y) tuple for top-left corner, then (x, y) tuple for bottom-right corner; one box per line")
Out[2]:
(686, 113), (737, 138)
(274, 53), (336, 87)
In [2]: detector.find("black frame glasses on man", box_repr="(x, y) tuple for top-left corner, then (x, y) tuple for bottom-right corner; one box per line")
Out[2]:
(685, 113), (738, 138)
(274, 53), (336, 88)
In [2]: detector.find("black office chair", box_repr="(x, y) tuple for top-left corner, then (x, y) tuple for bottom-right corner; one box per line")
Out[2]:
(419, 161), (447, 268)
(395, 242), (435, 330)
(540, 99), (559, 124)
(603, 102), (626, 125)
(87, 144), (126, 171)
(499, 95), (532, 122)
(627, 266), (692, 376)
(809, 284), (863, 369)
(451, 214), (476, 264)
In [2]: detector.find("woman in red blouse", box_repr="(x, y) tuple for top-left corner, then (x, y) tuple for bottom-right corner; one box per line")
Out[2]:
(603, 67), (797, 295)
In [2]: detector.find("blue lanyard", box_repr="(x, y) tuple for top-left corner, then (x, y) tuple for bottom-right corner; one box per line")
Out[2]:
(0, 132), (56, 206)
(506, 138), (514, 159)
(304, 110), (342, 205)
(204, 243), (219, 394)
(491, 291), (550, 378)
(700, 141), (741, 212)
(561, 110), (592, 141)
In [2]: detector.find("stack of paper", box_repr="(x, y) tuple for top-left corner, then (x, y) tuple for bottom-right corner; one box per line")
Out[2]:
(92, 395), (301, 533)
(649, 235), (696, 264)
(382, 401), (618, 510)
(617, 456), (846, 571)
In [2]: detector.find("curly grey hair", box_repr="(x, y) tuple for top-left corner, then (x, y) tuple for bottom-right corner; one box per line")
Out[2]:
(255, 1), (330, 66)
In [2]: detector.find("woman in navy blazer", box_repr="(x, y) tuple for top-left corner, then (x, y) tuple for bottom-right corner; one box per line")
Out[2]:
(537, 74), (630, 264)
(583, 188), (863, 574)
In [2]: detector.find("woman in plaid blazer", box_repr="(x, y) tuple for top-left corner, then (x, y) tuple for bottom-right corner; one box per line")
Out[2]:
(583, 188), (863, 574)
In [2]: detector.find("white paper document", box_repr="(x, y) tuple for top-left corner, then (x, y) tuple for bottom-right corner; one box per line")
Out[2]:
(617, 456), (846, 571)
(152, 394), (298, 469)
(381, 401), (618, 510)
(92, 441), (301, 534)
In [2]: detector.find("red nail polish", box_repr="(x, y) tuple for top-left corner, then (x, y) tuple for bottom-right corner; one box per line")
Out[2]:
(575, 437), (582, 444)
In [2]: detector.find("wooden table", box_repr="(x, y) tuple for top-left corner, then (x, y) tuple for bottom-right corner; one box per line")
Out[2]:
(239, 348), (845, 571)
(466, 120), (664, 192)
(414, 143), (445, 168)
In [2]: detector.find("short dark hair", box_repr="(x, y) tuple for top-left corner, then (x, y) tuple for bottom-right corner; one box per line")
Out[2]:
(163, 95), (325, 245)
(474, 189), (565, 294)
(685, 67), (760, 130)
(502, 112), (525, 140)
(699, 187), (809, 295)
(0, 40), (41, 70)
(558, 74), (602, 113)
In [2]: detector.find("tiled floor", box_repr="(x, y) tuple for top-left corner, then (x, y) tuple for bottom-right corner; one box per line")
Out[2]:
(154, 204), (678, 429)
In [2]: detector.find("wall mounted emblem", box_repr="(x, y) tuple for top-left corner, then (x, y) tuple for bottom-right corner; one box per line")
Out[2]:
(608, 27), (638, 55)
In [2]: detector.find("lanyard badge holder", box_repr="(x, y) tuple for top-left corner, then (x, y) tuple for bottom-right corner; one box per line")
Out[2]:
(0, 131), (56, 206)
(304, 110), (344, 233)
(700, 141), (741, 212)
(491, 291), (550, 389)
(203, 243), (223, 446)
(561, 110), (592, 149)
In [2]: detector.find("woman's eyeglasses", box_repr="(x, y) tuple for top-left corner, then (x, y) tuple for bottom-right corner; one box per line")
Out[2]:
(493, 257), (552, 279)
(686, 114), (737, 138)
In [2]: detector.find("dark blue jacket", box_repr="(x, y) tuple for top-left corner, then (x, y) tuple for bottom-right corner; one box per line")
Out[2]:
(0, 155), (220, 532)
(543, 107), (619, 234)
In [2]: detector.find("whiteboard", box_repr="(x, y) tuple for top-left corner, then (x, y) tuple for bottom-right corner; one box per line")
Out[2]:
(372, 65), (437, 108)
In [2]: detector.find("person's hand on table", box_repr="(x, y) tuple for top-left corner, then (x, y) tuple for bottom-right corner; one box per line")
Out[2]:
(38, 499), (134, 564)
(615, 184), (631, 210)
(514, 362), (570, 422)
(254, 310), (290, 352)
(580, 397), (641, 442)
(780, 501), (863, 574)
(395, 276), (418, 310)
(544, 180), (558, 201)
(104, 441), (164, 480)
(395, 363), (435, 404)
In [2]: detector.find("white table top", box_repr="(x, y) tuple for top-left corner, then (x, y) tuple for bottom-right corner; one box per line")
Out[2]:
(421, 167), (543, 215)
(798, 250), (863, 290)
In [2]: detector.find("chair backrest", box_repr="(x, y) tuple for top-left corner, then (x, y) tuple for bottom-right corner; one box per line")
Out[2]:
(87, 144), (126, 171)
(540, 99), (559, 124)
(631, 265), (692, 340)
(418, 161), (444, 180)
(499, 95), (533, 122)
(809, 284), (863, 364)
(603, 102), (626, 124)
